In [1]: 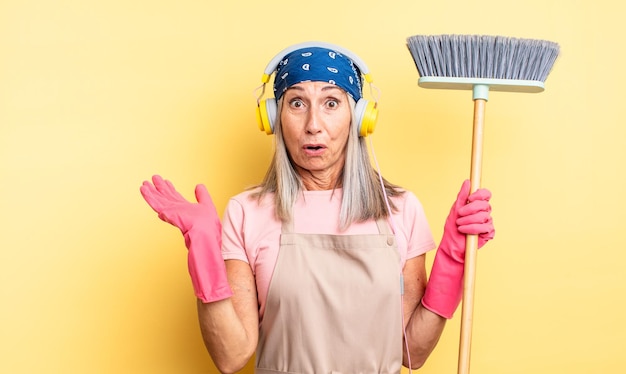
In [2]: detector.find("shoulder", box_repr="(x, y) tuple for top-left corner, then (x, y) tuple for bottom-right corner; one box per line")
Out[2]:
(224, 187), (278, 229)
(227, 188), (274, 212)
(389, 189), (429, 232)
(390, 189), (424, 214)
(229, 187), (263, 205)
(388, 189), (435, 259)
(222, 188), (281, 265)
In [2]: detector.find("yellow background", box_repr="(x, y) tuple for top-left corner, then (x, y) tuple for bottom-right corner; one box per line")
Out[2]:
(1, 0), (624, 373)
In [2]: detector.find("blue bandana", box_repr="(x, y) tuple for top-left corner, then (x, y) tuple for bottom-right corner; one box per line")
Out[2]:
(273, 47), (363, 101)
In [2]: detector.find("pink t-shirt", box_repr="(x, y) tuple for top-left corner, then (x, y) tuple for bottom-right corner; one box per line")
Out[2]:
(221, 188), (436, 319)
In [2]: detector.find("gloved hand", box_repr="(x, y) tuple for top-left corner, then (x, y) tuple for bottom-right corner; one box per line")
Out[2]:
(421, 179), (495, 319)
(140, 175), (233, 303)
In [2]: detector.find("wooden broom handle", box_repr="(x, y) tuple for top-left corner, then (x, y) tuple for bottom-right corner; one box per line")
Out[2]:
(457, 98), (486, 374)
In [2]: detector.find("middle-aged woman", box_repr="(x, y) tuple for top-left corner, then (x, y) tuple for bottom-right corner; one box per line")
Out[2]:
(140, 41), (495, 374)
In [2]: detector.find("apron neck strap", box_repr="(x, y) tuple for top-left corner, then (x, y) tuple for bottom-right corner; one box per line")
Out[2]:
(281, 217), (392, 235)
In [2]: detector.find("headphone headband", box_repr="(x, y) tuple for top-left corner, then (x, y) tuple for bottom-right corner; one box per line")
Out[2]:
(261, 41), (373, 84)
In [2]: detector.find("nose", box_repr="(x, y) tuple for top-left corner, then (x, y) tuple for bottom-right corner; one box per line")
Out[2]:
(305, 106), (322, 134)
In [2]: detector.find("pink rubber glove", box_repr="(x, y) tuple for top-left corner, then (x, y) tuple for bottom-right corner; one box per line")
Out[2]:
(140, 175), (233, 303)
(421, 179), (495, 319)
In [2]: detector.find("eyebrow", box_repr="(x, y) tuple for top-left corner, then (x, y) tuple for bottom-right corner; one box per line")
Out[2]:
(285, 84), (344, 93)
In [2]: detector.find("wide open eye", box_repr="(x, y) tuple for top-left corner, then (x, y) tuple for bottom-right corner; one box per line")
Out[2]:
(289, 98), (305, 109)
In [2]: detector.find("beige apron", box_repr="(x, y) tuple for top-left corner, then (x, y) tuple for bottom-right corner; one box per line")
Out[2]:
(256, 218), (404, 374)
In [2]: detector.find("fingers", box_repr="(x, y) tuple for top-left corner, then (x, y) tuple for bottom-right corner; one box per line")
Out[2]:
(467, 188), (491, 203)
(459, 222), (495, 242)
(140, 175), (187, 214)
(149, 174), (167, 193)
(151, 175), (183, 201)
(457, 210), (491, 226)
(480, 229), (495, 241)
(458, 184), (492, 216)
(457, 217), (493, 234)
(454, 179), (471, 207)
(140, 181), (165, 213)
(455, 182), (494, 237)
(146, 175), (189, 201)
(140, 175), (219, 233)
(457, 198), (493, 236)
(458, 198), (491, 217)
(454, 180), (491, 203)
(195, 184), (215, 207)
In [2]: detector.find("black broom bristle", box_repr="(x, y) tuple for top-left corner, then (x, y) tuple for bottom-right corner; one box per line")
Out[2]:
(406, 35), (560, 82)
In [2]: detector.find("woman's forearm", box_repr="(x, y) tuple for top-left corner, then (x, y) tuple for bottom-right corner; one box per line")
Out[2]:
(403, 302), (447, 369)
(197, 299), (256, 373)
(401, 256), (447, 369)
(197, 260), (259, 374)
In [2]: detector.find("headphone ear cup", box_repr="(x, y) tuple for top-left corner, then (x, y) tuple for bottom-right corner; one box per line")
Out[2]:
(257, 98), (277, 135)
(355, 99), (378, 137)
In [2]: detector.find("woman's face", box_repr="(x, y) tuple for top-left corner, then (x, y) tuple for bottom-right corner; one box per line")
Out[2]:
(280, 81), (352, 188)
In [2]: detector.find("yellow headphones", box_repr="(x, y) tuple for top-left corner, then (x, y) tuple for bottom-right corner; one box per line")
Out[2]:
(256, 41), (379, 137)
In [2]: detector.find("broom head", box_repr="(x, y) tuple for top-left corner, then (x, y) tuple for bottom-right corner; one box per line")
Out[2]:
(406, 35), (560, 93)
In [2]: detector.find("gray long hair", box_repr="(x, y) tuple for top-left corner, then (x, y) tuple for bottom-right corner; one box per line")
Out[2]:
(251, 96), (403, 230)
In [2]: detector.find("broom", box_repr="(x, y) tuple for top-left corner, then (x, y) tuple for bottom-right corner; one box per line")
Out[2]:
(405, 34), (559, 374)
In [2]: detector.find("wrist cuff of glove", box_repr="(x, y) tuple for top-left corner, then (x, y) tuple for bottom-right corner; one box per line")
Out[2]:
(421, 247), (464, 319)
(188, 254), (234, 303)
(421, 290), (458, 319)
(184, 228), (233, 304)
(195, 284), (234, 304)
